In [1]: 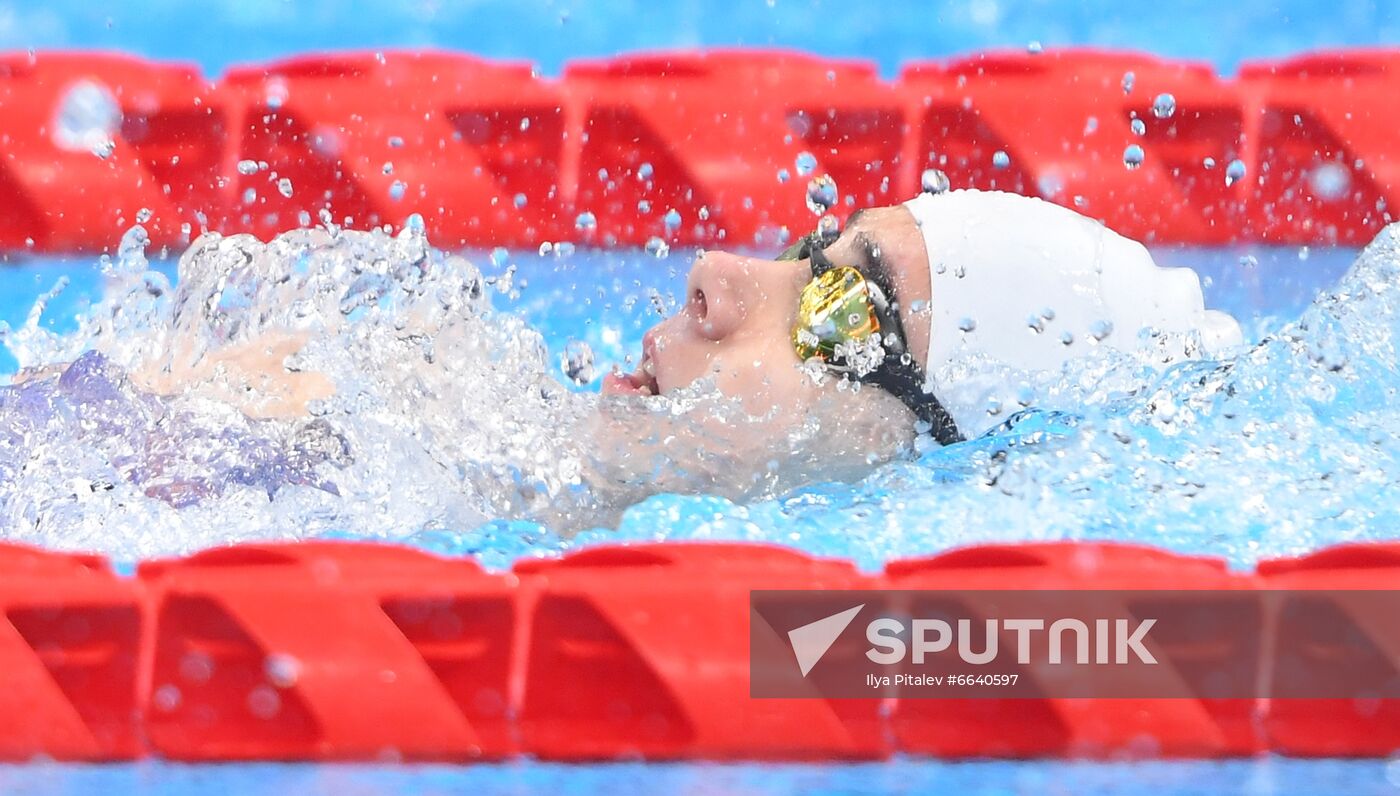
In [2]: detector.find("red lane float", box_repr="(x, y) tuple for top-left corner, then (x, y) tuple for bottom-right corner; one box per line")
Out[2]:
(562, 50), (905, 248)
(0, 544), (144, 760)
(901, 50), (1249, 244)
(214, 51), (568, 247)
(1256, 543), (1400, 757)
(1237, 51), (1399, 245)
(137, 542), (516, 760)
(2, 47), (1400, 252)
(0, 52), (222, 254)
(514, 542), (886, 760)
(883, 542), (1263, 758)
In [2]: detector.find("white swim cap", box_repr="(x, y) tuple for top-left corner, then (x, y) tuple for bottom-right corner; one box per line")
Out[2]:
(902, 189), (1243, 437)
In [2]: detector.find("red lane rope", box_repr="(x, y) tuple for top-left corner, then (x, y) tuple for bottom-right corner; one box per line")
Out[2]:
(0, 47), (1395, 254)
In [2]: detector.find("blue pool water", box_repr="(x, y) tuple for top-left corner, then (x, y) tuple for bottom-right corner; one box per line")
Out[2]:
(0, 758), (1396, 796)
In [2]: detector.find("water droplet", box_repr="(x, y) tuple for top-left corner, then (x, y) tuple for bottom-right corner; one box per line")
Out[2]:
(957, 316), (977, 332)
(1203, 156), (1216, 169)
(1297, 245), (1311, 261)
(1225, 159), (1247, 186)
(1130, 118), (1146, 136)
(53, 79), (121, 155)
(574, 211), (597, 232)
(1239, 254), (1258, 269)
(388, 136), (405, 148)
(242, 187), (257, 205)
(795, 151), (818, 177)
(513, 193), (528, 209)
(1027, 314), (1045, 334)
(382, 162), (394, 175)
(135, 207), (152, 224)
(490, 247), (510, 267)
(555, 241), (576, 258)
(1121, 71), (1135, 95)
(237, 159), (259, 176)
(992, 150), (1011, 169)
(920, 168), (950, 194)
(663, 208), (682, 230)
(1083, 116), (1099, 135)
(538, 241), (553, 256)
(1059, 331), (1074, 346)
(389, 181), (407, 201)
(805, 175), (838, 215)
(816, 213), (840, 241)
(777, 168), (791, 184)
(637, 162), (654, 180)
(1309, 162), (1352, 201)
(1026, 40), (1043, 54)
(698, 206), (710, 221)
(637, 199), (651, 214)
(1089, 319), (1114, 341)
(645, 236), (670, 258)
(264, 653), (301, 688)
(1123, 144), (1145, 170)
(560, 340), (596, 385)
(1151, 93), (1176, 119)
(277, 177), (294, 198)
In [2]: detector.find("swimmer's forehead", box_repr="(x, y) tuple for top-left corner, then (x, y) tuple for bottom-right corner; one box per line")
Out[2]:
(818, 205), (932, 367)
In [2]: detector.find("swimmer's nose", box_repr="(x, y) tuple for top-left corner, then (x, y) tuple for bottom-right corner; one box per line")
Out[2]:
(684, 251), (752, 342)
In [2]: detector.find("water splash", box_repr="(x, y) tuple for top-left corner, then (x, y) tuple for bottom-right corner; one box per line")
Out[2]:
(4, 219), (1399, 570)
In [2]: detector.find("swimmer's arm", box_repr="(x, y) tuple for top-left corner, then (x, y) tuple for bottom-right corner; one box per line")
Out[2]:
(130, 331), (335, 420)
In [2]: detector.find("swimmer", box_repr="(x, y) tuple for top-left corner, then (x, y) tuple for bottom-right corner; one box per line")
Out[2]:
(31, 188), (1243, 527)
(580, 188), (1242, 514)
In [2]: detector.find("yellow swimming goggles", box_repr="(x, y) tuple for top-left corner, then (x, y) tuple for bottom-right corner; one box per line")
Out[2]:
(778, 230), (964, 446)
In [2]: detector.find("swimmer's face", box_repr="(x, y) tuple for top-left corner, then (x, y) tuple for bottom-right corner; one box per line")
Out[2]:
(602, 205), (933, 421)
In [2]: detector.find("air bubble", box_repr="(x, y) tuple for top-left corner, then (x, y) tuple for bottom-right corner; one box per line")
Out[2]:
(237, 159), (259, 176)
(1121, 71), (1135, 94)
(1026, 40), (1043, 54)
(1089, 319), (1114, 341)
(663, 208), (682, 230)
(957, 317), (977, 332)
(637, 162), (654, 180)
(1123, 144), (1145, 170)
(992, 150), (1011, 169)
(777, 168), (791, 184)
(795, 152), (818, 176)
(514, 193), (528, 209)
(388, 136), (404, 148)
(389, 181), (407, 201)
(1130, 118), (1146, 136)
(277, 178), (294, 198)
(816, 214), (840, 241)
(135, 207), (152, 224)
(575, 211), (598, 232)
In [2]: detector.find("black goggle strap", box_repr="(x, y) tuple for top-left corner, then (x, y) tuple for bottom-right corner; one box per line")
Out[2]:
(781, 230), (965, 445)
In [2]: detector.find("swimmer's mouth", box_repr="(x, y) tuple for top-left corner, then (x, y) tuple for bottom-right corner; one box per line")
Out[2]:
(602, 355), (661, 396)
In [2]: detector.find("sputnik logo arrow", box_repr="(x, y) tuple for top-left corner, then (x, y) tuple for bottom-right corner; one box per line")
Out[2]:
(787, 604), (865, 677)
